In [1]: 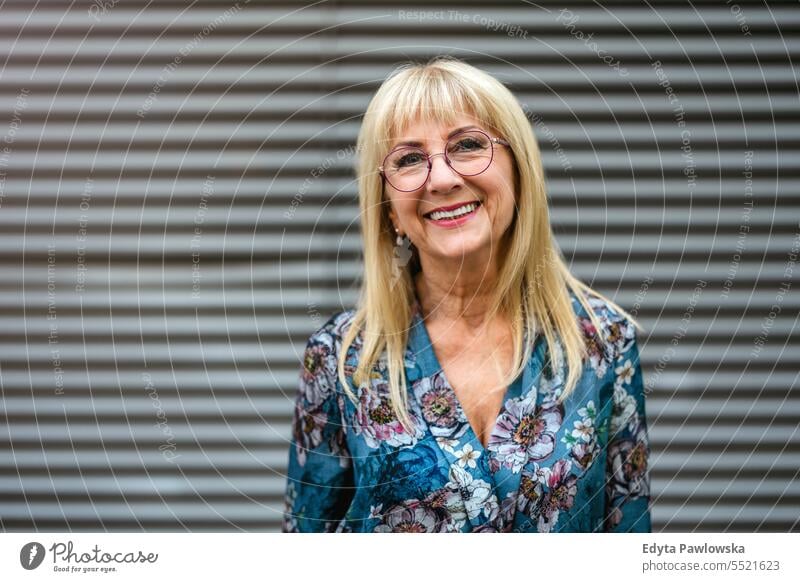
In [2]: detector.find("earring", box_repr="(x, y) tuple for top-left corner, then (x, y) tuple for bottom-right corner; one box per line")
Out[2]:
(395, 228), (411, 247)
(393, 228), (412, 268)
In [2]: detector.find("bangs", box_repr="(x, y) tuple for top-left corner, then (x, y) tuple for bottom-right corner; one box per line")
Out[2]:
(379, 65), (497, 150)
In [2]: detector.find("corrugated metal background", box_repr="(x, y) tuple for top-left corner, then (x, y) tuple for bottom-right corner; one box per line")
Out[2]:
(0, 0), (798, 532)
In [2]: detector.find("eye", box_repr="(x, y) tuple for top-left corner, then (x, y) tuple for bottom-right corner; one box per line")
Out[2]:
(393, 151), (426, 169)
(449, 136), (488, 152)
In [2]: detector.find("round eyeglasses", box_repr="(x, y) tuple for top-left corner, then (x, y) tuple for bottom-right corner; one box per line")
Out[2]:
(378, 129), (511, 192)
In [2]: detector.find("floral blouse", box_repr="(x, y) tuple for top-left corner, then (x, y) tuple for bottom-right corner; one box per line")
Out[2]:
(282, 291), (651, 533)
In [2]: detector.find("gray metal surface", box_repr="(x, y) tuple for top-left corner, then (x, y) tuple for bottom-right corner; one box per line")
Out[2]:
(0, 0), (798, 532)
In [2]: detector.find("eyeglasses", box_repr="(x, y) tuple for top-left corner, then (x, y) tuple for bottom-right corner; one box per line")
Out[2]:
(378, 129), (511, 192)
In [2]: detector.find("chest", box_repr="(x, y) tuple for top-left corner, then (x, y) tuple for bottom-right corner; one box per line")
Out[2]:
(427, 324), (516, 448)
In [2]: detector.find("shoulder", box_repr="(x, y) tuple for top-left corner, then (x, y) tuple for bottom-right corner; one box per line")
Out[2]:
(298, 310), (357, 405)
(301, 309), (358, 379)
(570, 289), (636, 339)
(306, 309), (358, 347)
(569, 288), (629, 326)
(569, 289), (639, 375)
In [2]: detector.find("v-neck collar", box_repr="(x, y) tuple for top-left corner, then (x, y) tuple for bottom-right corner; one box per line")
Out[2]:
(408, 301), (544, 452)
(408, 301), (522, 453)
(405, 299), (551, 530)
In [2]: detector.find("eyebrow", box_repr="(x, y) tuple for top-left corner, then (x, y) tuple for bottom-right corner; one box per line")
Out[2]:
(392, 125), (482, 149)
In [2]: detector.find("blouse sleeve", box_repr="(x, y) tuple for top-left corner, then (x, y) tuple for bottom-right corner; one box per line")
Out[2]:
(604, 323), (653, 532)
(282, 331), (355, 532)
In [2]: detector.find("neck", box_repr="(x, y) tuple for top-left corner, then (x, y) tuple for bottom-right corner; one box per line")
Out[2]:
(413, 251), (503, 331)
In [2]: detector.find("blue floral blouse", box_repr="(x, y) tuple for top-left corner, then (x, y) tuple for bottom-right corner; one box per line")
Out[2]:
(282, 291), (652, 533)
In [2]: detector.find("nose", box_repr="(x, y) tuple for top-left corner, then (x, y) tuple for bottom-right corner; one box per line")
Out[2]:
(426, 152), (463, 193)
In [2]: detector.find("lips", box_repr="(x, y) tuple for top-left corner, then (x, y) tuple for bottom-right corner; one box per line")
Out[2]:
(423, 200), (481, 219)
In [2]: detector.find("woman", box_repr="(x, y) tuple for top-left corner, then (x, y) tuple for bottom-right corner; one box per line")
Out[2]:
(282, 56), (651, 533)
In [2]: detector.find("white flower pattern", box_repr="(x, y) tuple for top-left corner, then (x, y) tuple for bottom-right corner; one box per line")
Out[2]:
(448, 464), (498, 521)
(454, 443), (481, 468)
(562, 401), (599, 471)
(487, 395), (563, 474)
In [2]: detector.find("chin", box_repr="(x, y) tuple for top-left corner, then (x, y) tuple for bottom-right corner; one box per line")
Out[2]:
(430, 239), (490, 260)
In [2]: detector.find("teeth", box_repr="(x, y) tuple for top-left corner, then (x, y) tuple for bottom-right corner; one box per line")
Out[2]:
(428, 202), (478, 221)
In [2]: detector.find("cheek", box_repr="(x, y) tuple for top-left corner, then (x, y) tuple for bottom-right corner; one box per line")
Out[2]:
(401, 199), (422, 217)
(484, 192), (516, 232)
(479, 176), (515, 213)
(393, 198), (425, 227)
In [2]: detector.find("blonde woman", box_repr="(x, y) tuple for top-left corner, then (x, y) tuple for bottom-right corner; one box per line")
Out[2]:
(283, 56), (651, 533)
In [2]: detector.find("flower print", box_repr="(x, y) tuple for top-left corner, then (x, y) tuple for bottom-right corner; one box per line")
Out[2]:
(544, 459), (577, 496)
(292, 400), (326, 467)
(482, 494), (500, 522)
(562, 401), (598, 470)
(571, 413), (594, 443)
(421, 385), (458, 426)
(353, 377), (423, 449)
(448, 464), (498, 521)
(581, 297), (637, 378)
(425, 486), (468, 529)
(607, 437), (650, 499)
(537, 459), (578, 532)
(610, 383), (639, 437)
(329, 309), (355, 341)
(515, 463), (545, 519)
(282, 481), (299, 532)
(499, 490), (519, 525)
(579, 316), (609, 378)
(412, 373), (470, 440)
(605, 319), (624, 350)
(369, 504), (384, 519)
(300, 336), (339, 406)
(606, 505), (623, 529)
(343, 357), (358, 382)
(570, 440), (598, 471)
(578, 400), (596, 420)
(454, 444), (481, 468)
(403, 345), (417, 369)
(538, 370), (564, 408)
(436, 436), (459, 454)
(328, 417), (351, 469)
(615, 359), (635, 386)
(373, 500), (444, 533)
(605, 317), (636, 361)
(285, 298), (655, 533)
(376, 441), (446, 503)
(372, 487), (464, 533)
(488, 395), (563, 473)
(422, 388), (458, 427)
(424, 486), (461, 513)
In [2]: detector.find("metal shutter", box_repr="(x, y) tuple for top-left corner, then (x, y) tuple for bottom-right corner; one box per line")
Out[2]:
(1, 0), (797, 532)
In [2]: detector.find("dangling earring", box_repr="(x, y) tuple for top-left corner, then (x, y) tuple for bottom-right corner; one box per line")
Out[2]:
(392, 228), (413, 285)
(395, 228), (411, 253)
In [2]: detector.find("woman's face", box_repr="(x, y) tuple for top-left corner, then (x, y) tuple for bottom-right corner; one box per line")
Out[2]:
(385, 114), (517, 270)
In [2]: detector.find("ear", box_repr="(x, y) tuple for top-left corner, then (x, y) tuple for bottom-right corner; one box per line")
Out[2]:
(387, 205), (399, 233)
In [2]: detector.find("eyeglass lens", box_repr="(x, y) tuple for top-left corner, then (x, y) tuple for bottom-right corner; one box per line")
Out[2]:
(383, 130), (495, 191)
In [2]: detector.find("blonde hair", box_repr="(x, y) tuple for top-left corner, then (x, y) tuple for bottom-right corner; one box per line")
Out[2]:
(336, 56), (642, 431)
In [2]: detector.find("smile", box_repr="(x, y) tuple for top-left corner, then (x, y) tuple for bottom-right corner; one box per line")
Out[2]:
(423, 201), (481, 224)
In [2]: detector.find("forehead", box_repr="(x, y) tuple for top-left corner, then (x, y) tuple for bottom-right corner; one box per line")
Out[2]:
(389, 113), (485, 148)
